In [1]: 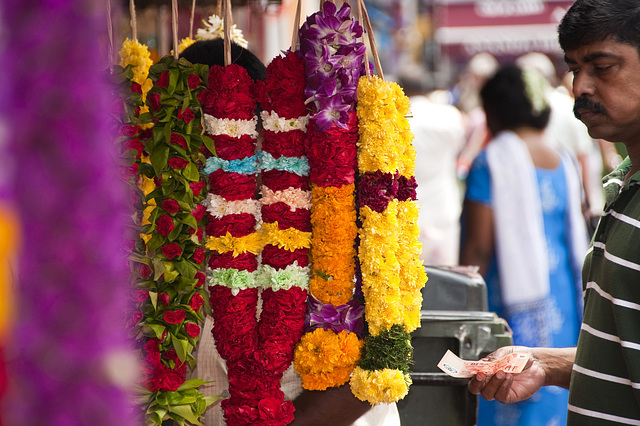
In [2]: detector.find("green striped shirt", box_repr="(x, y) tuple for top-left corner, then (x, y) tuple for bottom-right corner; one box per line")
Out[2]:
(568, 156), (640, 425)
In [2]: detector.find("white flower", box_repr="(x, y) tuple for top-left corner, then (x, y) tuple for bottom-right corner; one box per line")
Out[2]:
(260, 111), (310, 133)
(203, 193), (261, 219)
(204, 114), (258, 139)
(195, 14), (249, 48)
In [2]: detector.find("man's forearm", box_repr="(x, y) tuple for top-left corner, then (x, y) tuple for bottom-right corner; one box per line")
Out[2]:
(533, 347), (576, 389)
(290, 385), (371, 426)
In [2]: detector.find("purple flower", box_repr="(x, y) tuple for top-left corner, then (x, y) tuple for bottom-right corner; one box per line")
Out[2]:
(313, 96), (351, 131)
(305, 295), (364, 337)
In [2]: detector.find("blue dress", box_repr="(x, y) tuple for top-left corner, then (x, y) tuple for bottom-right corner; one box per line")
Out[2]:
(465, 151), (582, 426)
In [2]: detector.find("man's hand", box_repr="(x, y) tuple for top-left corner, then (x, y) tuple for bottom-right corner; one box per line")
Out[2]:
(467, 346), (575, 403)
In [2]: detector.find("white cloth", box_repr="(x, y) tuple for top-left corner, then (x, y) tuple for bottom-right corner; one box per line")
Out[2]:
(409, 95), (466, 266)
(190, 314), (401, 426)
(486, 131), (550, 307)
(485, 131), (588, 309)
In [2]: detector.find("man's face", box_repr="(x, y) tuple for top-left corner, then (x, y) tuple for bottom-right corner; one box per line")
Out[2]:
(565, 38), (640, 144)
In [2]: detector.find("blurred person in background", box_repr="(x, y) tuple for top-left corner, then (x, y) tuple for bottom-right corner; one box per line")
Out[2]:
(452, 52), (499, 180)
(403, 78), (466, 266)
(460, 64), (589, 426)
(517, 52), (605, 234)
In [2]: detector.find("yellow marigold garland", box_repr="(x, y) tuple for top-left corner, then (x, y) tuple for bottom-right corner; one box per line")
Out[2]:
(349, 75), (426, 404)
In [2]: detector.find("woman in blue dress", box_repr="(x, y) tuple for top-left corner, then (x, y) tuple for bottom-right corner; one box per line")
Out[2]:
(460, 65), (589, 426)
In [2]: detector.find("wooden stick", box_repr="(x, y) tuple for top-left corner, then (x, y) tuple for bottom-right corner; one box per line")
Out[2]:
(356, 0), (369, 78)
(107, 0), (114, 66)
(359, 0), (383, 80)
(189, 0), (196, 39)
(172, 0), (179, 59)
(129, 0), (138, 41)
(291, 0), (302, 50)
(223, 0), (232, 66)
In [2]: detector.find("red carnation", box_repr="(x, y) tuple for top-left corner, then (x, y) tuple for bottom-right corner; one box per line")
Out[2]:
(206, 213), (255, 238)
(138, 263), (152, 278)
(209, 252), (258, 272)
(163, 309), (186, 324)
(118, 124), (138, 138)
(135, 289), (149, 303)
(170, 133), (188, 149)
(193, 248), (205, 264)
(177, 107), (195, 124)
(131, 82), (142, 94)
(189, 181), (205, 197)
(123, 139), (144, 159)
(158, 292), (170, 306)
(156, 71), (170, 88)
(261, 170), (308, 192)
(188, 74), (200, 90)
(129, 311), (143, 327)
(262, 245), (309, 268)
(156, 214), (175, 236)
(161, 199), (180, 214)
(194, 271), (206, 287)
(185, 322), (201, 338)
(261, 203), (311, 232)
(148, 92), (161, 111)
(161, 243), (183, 259)
(212, 134), (257, 161)
(261, 130), (306, 158)
(189, 293), (205, 311)
(168, 157), (189, 169)
(208, 170), (257, 201)
(191, 204), (207, 222)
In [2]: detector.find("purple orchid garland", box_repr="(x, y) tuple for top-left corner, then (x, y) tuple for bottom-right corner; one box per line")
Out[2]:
(0, 0), (136, 424)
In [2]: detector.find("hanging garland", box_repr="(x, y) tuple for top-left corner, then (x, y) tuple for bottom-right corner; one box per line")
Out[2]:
(349, 75), (427, 404)
(124, 55), (218, 426)
(293, 1), (367, 391)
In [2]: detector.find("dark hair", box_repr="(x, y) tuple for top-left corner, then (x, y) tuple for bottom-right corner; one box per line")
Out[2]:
(180, 39), (266, 81)
(558, 0), (640, 54)
(480, 64), (551, 132)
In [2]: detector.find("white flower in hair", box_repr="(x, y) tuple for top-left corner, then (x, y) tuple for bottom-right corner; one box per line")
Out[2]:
(196, 14), (249, 48)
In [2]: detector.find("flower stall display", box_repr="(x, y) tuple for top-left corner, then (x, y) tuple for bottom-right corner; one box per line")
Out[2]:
(349, 74), (427, 404)
(127, 55), (218, 426)
(293, 1), (367, 391)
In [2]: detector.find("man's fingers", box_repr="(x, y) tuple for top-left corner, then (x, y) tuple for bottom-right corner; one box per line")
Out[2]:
(479, 371), (507, 402)
(467, 372), (487, 395)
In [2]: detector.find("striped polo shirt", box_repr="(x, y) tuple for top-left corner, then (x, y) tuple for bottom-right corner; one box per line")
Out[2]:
(568, 157), (640, 424)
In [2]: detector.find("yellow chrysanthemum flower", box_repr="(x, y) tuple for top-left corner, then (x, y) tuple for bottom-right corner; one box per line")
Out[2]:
(262, 221), (311, 251)
(349, 367), (411, 404)
(119, 38), (153, 88)
(205, 231), (264, 256)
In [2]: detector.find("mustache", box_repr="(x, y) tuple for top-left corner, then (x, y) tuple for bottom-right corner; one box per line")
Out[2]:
(573, 96), (606, 119)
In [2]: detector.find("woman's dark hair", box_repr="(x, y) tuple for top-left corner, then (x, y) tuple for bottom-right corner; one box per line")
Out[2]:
(180, 39), (266, 81)
(480, 65), (551, 133)
(558, 0), (640, 55)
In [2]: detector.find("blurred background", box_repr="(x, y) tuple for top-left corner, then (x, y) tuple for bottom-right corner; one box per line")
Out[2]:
(113, 0), (575, 91)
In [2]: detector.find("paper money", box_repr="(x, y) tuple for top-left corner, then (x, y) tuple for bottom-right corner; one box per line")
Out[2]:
(437, 350), (531, 378)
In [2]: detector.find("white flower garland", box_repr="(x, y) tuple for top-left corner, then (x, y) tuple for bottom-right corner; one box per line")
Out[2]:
(204, 114), (259, 139)
(260, 111), (309, 133)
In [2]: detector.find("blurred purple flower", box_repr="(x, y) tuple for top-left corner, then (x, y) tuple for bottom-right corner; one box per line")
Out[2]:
(0, 0), (137, 425)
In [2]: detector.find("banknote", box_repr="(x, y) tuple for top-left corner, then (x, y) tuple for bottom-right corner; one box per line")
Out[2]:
(437, 350), (531, 378)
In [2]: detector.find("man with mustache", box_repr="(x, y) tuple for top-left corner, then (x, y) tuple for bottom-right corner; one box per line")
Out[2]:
(467, 0), (640, 424)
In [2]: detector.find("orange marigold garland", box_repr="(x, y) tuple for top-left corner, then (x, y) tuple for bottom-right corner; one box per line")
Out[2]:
(293, 1), (367, 391)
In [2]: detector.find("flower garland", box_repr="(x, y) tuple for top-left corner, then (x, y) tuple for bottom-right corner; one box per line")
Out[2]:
(293, 1), (367, 391)
(120, 38), (154, 131)
(202, 61), (303, 424)
(349, 75), (427, 404)
(127, 56), (217, 425)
